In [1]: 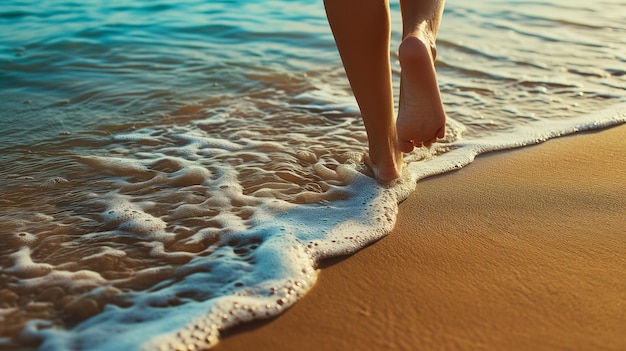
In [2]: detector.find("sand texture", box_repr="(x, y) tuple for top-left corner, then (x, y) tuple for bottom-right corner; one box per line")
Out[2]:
(216, 125), (626, 351)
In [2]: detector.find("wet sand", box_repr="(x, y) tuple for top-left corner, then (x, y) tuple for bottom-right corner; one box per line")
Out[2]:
(216, 124), (626, 351)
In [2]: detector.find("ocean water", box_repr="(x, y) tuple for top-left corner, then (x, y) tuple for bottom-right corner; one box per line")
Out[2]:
(1, 0), (624, 350)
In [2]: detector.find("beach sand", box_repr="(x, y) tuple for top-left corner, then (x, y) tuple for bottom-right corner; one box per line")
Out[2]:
(215, 124), (626, 351)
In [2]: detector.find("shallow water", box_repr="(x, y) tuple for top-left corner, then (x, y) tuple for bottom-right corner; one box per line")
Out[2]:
(1, 0), (625, 350)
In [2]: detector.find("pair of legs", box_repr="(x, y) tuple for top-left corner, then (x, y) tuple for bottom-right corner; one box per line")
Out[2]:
(324, 0), (446, 181)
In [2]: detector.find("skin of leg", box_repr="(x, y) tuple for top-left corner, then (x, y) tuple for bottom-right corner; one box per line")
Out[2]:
(324, 0), (402, 182)
(396, 0), (447, 151)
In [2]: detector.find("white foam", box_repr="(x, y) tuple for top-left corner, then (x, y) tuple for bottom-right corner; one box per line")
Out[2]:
(5, 247), (54, 279)
(408, 102), (626, 181)
(101, 196), (173, 242)
(80, 247), (127, 261)
(76, 156), (152, 176)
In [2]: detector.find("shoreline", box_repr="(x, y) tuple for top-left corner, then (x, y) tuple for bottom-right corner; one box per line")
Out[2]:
(215, 124), (626, 351)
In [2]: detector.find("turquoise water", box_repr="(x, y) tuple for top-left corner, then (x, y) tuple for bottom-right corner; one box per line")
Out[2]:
(1, 0), (625, 350)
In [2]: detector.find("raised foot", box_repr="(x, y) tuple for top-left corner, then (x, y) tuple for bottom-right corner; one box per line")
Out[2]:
(396, 36), (446, 152)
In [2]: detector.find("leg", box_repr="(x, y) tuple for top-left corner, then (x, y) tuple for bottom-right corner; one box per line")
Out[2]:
(324, 0), (402, 182)
(396, 0), (446, 151)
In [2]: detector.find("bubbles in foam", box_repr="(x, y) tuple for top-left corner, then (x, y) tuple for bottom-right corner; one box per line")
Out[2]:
(101, 196), (172, 241)
(5, 247), (54, 278)
(13, 232), (38, 245)
(77, 155), (152, 176)
(19, 269), (107, 292)
(40, 177), (70, 188)
(168, 166), (212, 187)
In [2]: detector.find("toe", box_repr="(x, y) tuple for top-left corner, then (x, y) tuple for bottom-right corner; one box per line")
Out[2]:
(399, 139), (414, 153)
(437, 126), (445, 139)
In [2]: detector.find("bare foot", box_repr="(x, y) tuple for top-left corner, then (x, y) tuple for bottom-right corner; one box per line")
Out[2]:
(396, 35), (446, 152)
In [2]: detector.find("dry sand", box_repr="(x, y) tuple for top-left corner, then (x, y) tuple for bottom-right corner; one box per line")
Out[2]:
(216, 124), (626, 351)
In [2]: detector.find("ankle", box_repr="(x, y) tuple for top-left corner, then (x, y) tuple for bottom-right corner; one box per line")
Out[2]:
(367, 139), (403, 182)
